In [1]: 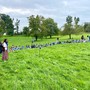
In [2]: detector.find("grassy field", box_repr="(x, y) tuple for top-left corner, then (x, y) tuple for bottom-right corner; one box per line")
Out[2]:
(0, 35), (90, 90)
(0, 33), (89, 47)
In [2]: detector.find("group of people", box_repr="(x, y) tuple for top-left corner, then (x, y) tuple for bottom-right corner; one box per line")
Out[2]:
(80, 35), (90, 42)
(9, 35), (90, 52)
(9, 40), (61, 52)
(0, 39), (8, 61)
(0, 35), (90, 61)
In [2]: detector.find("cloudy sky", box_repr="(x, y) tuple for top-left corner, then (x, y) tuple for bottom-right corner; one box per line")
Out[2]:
(0, 0), (90, 31)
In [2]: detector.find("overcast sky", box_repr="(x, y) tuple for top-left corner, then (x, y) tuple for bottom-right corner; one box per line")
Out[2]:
(0, 0), (90, 31)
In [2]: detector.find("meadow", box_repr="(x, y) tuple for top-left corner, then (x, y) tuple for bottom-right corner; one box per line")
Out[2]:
(0, 34), (90, 90)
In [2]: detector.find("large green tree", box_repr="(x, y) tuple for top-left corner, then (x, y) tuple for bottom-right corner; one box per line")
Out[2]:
(62, 16), (73, 39)
(42, 18), (59, 38)
(62, 16), (81, 39)
(29, 15), (44, 41)
(0, 17), (5, 36)
(74, 17), (84, 34)
(23, 26), (29, 36)
(84, 22), (90, 32)
(0, 14), (14, 35)
(62, 23), (74, 39)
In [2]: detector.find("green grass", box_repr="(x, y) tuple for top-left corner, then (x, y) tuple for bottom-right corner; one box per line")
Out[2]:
(1, 33), (90, 47)
(0, 35), (90, 90)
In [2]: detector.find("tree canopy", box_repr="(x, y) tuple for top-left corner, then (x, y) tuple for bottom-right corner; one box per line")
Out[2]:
(62, 16), (83, 39)
(84, 22), (90, 32)
(28, 15), (59, 40)
(0, 14), (14, 35)
(0, 13), (88, 39)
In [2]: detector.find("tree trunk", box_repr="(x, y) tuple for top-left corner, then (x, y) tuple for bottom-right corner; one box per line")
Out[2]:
(35, 36), (38, 41)
(17, 26), (19, 34)
(69, 34), (71, 39)
(50, 35), (52, 38)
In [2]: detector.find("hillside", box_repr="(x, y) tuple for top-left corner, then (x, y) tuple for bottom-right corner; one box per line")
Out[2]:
(0, 42), (90, 90)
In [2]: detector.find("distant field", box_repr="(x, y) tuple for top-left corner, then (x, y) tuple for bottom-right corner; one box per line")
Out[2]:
(0, 35), (90, 90)
(0, 33), (90, 47)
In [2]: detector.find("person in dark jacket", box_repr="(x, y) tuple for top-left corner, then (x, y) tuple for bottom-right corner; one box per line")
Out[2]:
(0, 41), (3, 54)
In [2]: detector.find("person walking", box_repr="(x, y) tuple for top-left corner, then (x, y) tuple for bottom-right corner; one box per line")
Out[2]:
(2, 39), (8, 61)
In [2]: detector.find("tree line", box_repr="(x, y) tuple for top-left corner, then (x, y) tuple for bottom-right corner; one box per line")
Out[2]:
(0, 14), (20, 36)
(0, 13), (90, 40)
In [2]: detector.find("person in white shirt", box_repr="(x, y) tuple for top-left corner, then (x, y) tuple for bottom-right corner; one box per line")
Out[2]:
(2, 39), (8, 61)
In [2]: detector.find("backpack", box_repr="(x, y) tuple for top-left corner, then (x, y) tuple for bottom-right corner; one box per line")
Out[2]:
(0, 44), (2, 53)
(0, 43), (5, 53)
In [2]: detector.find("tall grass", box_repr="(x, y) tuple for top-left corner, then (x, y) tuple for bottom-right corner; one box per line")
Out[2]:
(0, 35), (90, 90)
